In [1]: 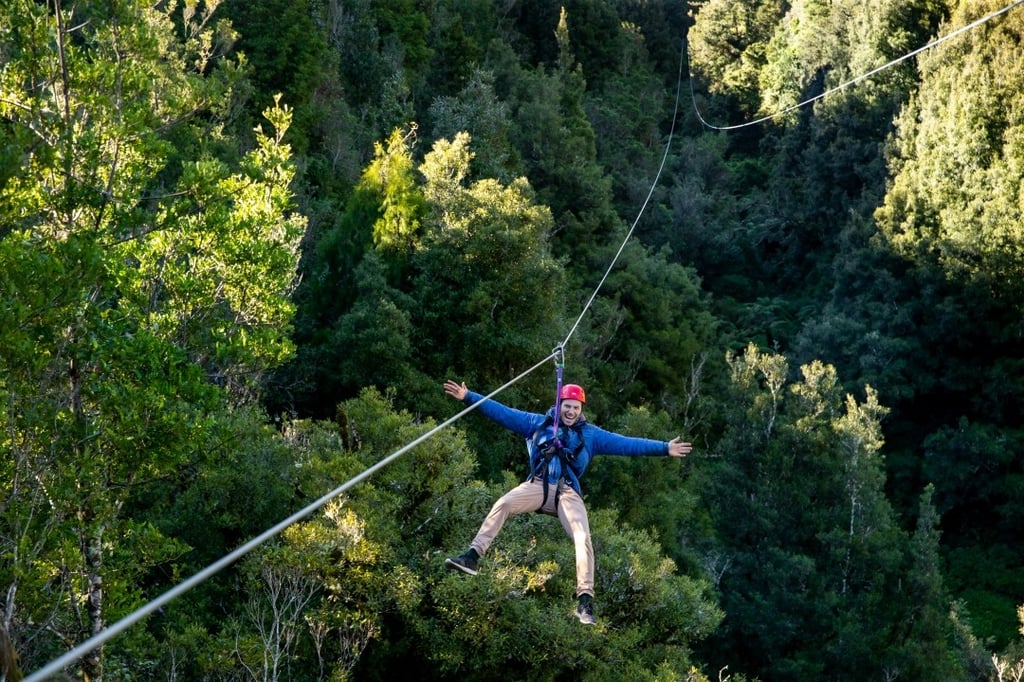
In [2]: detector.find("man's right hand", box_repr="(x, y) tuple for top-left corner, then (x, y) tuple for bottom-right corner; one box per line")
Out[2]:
(444, 380), (468, 401)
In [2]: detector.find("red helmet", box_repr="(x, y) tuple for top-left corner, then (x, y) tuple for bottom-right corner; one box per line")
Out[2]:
(560, 384), (586, 403)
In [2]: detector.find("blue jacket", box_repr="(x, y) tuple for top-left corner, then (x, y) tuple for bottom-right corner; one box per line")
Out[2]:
(461, 390), (670, 495)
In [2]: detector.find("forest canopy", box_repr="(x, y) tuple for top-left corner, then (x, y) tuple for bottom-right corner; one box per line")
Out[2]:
(3, 0), (1024, 680)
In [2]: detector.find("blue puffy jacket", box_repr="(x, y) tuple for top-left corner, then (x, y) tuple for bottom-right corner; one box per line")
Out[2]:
(461, 390), (670, 495)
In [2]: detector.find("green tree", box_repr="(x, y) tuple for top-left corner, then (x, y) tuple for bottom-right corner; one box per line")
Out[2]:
(278, 126), (563, 428)
(275, 125), (424, 418)
(221, 0), (332, 157)
(414, 132), (561, 374)
(694, 345), (955, 680)
(576, 241), (719, 421)
(410, 131), (566, 465)
(0, 0), (303, 675)
(172, 388), (476, 680)
(506, 0), (627, 90)
(892, 485), (965, 681)
(428, 68), (520, 183)
(584, 404), (706, 570)
(684, 0), (945, 319)
(876, 0), (1024, 303)
(499, 7), (621, 262)
(872, 0), (1024, 643)
(687, 0), (786, 118)
(582, 17), (672, 235)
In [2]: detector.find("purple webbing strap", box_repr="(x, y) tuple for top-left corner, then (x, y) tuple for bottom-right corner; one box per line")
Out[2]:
(552, 347), (564, 446)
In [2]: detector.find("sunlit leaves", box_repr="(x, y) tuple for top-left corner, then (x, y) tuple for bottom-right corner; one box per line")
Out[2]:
(413, 131), (563, 390)
(362, 126), (426, 253)
(0, 0), (303, 671)
(876, 0), (1024, 301)
(687, 0), (785, 115)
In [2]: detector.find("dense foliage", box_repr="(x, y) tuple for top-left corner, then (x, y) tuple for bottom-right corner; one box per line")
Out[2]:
(4, 0), (1024, 680)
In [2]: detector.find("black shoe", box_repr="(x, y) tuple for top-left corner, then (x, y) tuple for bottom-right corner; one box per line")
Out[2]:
(445, 548), (479, 576)
(576, 594), (596, 625)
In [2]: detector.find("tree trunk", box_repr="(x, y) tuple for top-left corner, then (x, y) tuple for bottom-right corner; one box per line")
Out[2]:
(72, 354), (103, 682)
(81, 528), (104, 682)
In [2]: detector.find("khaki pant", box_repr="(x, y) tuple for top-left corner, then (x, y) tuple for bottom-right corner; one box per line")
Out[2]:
(469, 478), (595, 597)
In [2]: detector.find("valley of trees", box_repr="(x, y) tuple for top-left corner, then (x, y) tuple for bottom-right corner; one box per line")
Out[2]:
(4, 0), (1024, 679)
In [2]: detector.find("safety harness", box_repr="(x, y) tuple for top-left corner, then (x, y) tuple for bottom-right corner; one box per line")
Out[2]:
(530, 345), (585, 515)
(530, 418), (585, 515)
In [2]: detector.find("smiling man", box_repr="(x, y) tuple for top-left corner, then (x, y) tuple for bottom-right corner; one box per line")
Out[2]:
(442, 379), (691, 625)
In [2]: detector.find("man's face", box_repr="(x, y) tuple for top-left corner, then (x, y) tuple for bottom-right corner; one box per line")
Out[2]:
(560, 399), (583, 426)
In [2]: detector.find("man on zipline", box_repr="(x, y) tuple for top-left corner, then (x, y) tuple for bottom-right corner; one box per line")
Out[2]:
(443, 379), (692, 625)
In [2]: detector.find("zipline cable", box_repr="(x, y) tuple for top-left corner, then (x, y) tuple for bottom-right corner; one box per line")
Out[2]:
(24, 352), (557, 681)
(689, 0), (1024, 131)
(29, 18), (693, 682)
